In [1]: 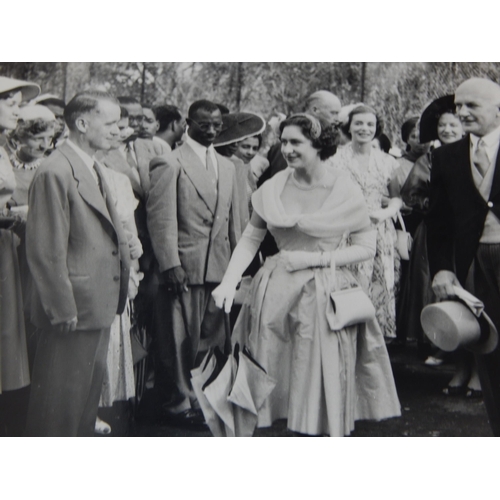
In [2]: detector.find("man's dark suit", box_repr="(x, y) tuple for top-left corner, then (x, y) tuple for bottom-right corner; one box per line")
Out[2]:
(24, 142), (130, 436)
(427, 136), (500, 435)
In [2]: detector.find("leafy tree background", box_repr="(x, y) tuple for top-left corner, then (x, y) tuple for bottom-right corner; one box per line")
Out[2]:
(2, 62), (500, 150)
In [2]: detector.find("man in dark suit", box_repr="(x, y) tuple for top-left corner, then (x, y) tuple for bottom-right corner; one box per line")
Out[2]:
(147, 100), (241, 424)
(427, 77), (500, 436)
(24, 90), (130, 436)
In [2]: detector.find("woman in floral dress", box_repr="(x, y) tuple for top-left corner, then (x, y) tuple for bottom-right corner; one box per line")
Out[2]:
(331, 105), (403, 340)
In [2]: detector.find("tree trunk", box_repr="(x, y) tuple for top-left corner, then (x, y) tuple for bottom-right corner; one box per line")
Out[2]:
(360, 62), (367, 102)
(140, 63), (147, 105)
(235, 62), (243, 112)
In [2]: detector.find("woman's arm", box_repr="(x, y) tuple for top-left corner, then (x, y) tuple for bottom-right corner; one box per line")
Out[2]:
(212, 211), (267, 312)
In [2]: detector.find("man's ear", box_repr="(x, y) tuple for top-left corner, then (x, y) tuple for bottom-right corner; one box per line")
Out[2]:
(75, 116), (88, 134)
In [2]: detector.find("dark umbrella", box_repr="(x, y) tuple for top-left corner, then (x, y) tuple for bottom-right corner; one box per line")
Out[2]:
(419, 95), (455, 144)
(190, 313), (276, 437)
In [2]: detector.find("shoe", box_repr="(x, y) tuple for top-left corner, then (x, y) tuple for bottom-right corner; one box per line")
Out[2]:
(442, 385), (466, 396)
(425, 356), (444, 366)
(95, 416), (111, 435)
(466, 388), (483, 399)
(161, 408), (207, 429)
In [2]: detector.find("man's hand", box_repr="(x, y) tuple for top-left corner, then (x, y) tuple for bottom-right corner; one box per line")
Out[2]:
(55, 316), (78, 334)
(431, 270), (462, 301)
(162, 266), (189, 295)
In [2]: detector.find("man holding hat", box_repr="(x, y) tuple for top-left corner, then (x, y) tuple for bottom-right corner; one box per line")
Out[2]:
(147, 99), (241, 425)
(427, 77), (500, 435)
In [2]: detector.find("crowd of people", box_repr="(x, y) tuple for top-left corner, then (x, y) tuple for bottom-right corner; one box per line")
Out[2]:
(1, 72), (500, 437)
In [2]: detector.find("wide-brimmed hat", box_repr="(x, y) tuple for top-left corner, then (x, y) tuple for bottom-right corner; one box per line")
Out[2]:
(419, 95), (455, 144)
(0, 76), (40, 102)
(213, 112), (266, 147)
(421, 295), (498, 355)
(18, 104), (56, 122)
(32, 93), (65, 108)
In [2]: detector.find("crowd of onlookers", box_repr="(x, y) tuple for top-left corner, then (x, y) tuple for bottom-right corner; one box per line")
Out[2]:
(1, 73), (500, 437)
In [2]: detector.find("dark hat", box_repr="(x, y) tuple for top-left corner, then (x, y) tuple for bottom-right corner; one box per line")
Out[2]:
(419, 95), (455, 144)
(213, 112), (266, 147)
(0, 76), (40, 101)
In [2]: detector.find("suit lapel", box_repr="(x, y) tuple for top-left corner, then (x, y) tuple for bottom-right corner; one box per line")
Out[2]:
(59, 143), (113, 225)
(211, 154), (232, 240)
(489, 143), (500, 201)
(180, 143), (217, 214)
(454, 137), (485, 207)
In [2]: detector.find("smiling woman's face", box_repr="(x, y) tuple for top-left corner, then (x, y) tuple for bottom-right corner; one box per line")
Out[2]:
(349, 112), (377, 145)
(280, 125), (319, 169)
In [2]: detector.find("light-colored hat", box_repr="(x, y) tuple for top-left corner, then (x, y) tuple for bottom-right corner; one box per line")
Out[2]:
(18, 104), (56, 122)
(421, 289), (498, 354)
(0, 76), (40, 102)
(31, 93), (65, 108)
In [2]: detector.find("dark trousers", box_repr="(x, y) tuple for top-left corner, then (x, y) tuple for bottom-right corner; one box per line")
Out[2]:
(25, 327), (110, 437)
(155, 284), (224, 413)
(472, 243), (500, 436)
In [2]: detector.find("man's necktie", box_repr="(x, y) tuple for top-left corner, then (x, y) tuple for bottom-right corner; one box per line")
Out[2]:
(205, 148), (217, 192)
(126, 142), (137, 168)
(93, 162), (105, 199)
(473, 139), (490, 178)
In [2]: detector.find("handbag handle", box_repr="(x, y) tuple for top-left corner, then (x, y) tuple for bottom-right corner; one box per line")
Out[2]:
(396, 211), (407, 233)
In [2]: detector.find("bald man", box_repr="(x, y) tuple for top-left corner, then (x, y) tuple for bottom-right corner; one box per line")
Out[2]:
(427, 77), (500, 435)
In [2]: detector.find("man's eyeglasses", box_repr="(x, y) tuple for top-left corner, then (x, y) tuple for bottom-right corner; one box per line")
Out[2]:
(128, 115), (144, 124)
(188, 118), (223, 132)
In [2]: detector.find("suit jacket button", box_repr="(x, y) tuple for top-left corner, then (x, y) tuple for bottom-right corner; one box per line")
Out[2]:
(112, 250), (118, 256)
(113, 276), (120, 282)
(488, 201), (494, 208)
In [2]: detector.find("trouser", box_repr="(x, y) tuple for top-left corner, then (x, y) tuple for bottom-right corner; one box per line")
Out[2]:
(471, 243), (500, 436)
(25, 327), (110, 437)
(155, 284), (225, 413)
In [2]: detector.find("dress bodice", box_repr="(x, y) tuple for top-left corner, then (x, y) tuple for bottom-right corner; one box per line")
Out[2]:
(331, 144), (399, 212)
(252, 167), (371, 253)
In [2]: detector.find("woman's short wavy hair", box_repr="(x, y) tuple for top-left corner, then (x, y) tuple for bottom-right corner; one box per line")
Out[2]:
(341, 104), (383, 140)
(11, 117), (55, 141)
(279, 114), (337, 161)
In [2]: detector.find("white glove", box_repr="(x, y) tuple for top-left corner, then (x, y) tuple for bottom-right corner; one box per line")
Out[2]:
(212, 223), (267, 312)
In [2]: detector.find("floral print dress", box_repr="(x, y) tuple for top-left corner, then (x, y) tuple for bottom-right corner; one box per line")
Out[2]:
(330, 144), (401, 339)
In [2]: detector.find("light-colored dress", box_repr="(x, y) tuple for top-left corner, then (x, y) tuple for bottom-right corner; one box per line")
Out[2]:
(0, 146), (30, 393)
(98, 167), (140, 406)
(331, 144), (401, 339)
(232, 168), (401, 436)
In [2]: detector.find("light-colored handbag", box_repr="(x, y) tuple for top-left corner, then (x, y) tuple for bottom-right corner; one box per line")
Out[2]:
(327, 254), (376, 331)
(396, 211), (412, 261)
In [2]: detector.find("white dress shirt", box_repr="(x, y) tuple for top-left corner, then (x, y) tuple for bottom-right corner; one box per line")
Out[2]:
(185, 134), (218, 180)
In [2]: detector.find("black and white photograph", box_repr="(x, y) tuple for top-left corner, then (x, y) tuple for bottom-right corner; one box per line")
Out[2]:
(2, 3), (499, 496)
(2, 61), (500, 440)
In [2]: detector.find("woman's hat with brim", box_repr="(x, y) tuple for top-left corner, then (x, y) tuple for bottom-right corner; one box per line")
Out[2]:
(0, 76), (41, 102)
(421, 300), (498, 354)
(31, 93), (65, 108)
(419, 95), (455, 144)
(213, 112), (266, 147)
(18, 104), (56, 122)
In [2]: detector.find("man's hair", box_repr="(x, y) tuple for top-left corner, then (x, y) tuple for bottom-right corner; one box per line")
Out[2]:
(64, 90), (119, 132)
(188, 99), (220, 119)
(154, 105), (182, 133)
(119, 106), (129, 119)
(304, 90), (339, 112)
(117, 96), (140, 106)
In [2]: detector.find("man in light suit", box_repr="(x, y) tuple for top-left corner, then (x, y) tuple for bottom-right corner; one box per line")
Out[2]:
(427, 77), (500, 436)
(24, 90), (130, 436)
(147, 99), (241, 425)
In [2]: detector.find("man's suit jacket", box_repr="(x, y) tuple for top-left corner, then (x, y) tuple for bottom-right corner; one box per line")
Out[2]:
(427, 136), (500, 284)
(134, 137), (167, 198)
(147, 142), (242, 285)
(98, 148), (143, 198)
(25, 142), (131, 331)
